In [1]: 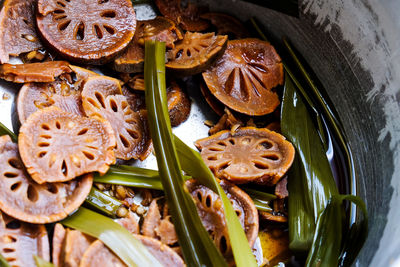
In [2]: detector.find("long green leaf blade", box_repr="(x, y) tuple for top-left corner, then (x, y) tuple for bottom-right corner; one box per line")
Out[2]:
(174, 136), (258, 267)
(0, 253), (10, 267)
(62, 207), (162, 267)
(0, 122), (17, 142)
(85, 188), (123, 218)
(34, 256), (55, 267)
(144, 40), (227, 267)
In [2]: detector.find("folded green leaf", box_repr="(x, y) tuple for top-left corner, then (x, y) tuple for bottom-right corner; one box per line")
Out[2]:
(85, 188), (123, 218)
(34, 256), (55, 267)
(0, 253), (10, 267)
(62, 207), (162, 267)
(174, 136), (258, 267)
(0, 122), (17, 143)
(145, 40), (227, 267)
(242, 188), (276, 212)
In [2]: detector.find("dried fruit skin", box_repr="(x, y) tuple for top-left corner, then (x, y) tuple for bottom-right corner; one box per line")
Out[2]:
(167, 32), (228, 76)
(0, 212), (50, 267)
(82, 76), (151, 161)
(203, 39), (284, 116)
(36, 0), (136, 64)
(0, 0), (42, 63)
(195, 127), (295, 185)
(0, 135), (94, 223)
(80, 236), (185, 267)
(0, 61), (72, 83)
(18, 107), (116, 184)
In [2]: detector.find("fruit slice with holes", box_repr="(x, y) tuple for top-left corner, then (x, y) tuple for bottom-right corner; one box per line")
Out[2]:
(36, 0), (136, 64)
(166, 32), (228, 76)
(155, 0), (209, 31)
(18, 106), (116, 184)
(113, 17), (182, 73)
(0, 61), (72, 83)
(195, 127), (295, 185)
(201, 13), (249, 39)
(0, 135), (94, 223)
(82, 76), (151, 161)
(62, 229), (95, 267)
(0, 212), (49, 266)
(186, 179), (258, 259)
(17, 66), (97, 123)
(202, 39), (284, 116)
(0, 0), (42, 63)
(80, 236), (185, 267)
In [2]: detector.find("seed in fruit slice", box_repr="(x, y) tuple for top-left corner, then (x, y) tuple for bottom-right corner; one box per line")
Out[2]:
(202, 39), (284, 116)
(18, 106), (116, 184)
(114, 17), (183, 73)
(195, 127), (295, 185)
(166, 32), (228, 76)
(0, 212), (49, 266)
(185, 179), (258, 259)
(155, 0), (209, 31)
(80, 236), (185, 267)
(0, 135), (94, 223)
(0, 61), (72, 83)
(201, 13), (249, 39)
(36, 0), (136, 64)
(82, 76), (151, 161)
(0, 0), (42, 63)
(17, 66), (97, 123)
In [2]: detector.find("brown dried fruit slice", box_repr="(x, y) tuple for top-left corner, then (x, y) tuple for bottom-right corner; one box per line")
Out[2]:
(155, 0), (209, 31)
(17, 66), (97, 123)
(186, 179), (258, 259)
(62, 229), (95, 267)
(80, 236), (185, 267)
(121, 86), (146, 112)
(0, 135), (94, 223)
(167, 80), (191, 127)
(195, 127), (295, 185)
(202, 39), (284, 116)
(115, 211), (139, 234)
(0, 0), (42, 63)
(18, 107), (116, 184)
(0, 212), (49, 266)
(201, 13), (249, 39)
(120, 73), (145, 91)
(52, 223), (66, 267)
(114, 17), (182, 73)
(0, 61), (72, 83)
(200, 81), (225, 116)
(36, 0), (136, 64)
(82, 76), (151, 161)
(166, 32), (228, 76)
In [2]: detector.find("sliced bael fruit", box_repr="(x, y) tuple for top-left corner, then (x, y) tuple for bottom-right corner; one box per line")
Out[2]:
(0, 0), (42, 63)
(202, 39), (284, 116)
(82, 76), (151, 161)
(80, 236), (185, 267)
(195, 127), (295, 185)
(17, 66), (97, 123)
(120, 73), (145, 91)
(201, 13), (249, 39)
(167, 32), (228, 76)
(52, 223), (66, 267)
(186, 179), (258, 259)
(0, 212), (49, 266)
(155, 0), (209, 31)
(114, 17), (182, 73)
(167, 80), (191, 127)
(0, 61), (71, 83)
(36, 0), (136, 64)
(0, 135), (94, 223)
(62, 229), (95, 267)
(121, 86), (146, 112)
(18, 107), (116, 184)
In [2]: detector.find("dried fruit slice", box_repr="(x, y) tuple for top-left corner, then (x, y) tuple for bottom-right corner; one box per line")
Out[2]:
(36, 0), (136, 64)
(0, 0), (42, 63)
(82, 76), (151, 161)
(0, 135), (94, 223)
(18, 107), (116, 184)
(114, 17), (182, 73)
(200, 82), (225, 116)
(155, 0), (209, 31)
(167, 32), (228, 76)
(202, 39), (284, 116)
(120, 73), (145, 91)
(62, 229), (95, 267)
(0, 212), (49, 266)
(52, 223), (66, 267)
(167, 80), (191, 127)
(0, 61), (72, 83)
(17, 66), (97, 123)
(201, 13), (249, 39)
(186, 179), (258, 259)
(195, 127), (295, 185)
(121, 86), (145, 112)
(80, 236), (185, 267)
